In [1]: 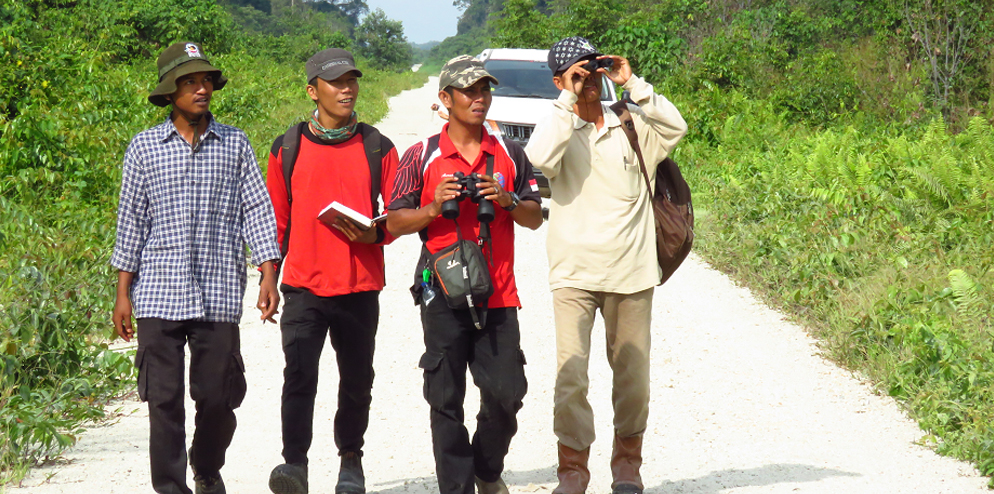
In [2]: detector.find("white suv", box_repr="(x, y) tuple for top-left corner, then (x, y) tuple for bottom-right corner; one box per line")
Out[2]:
(479, 48), (618, 198)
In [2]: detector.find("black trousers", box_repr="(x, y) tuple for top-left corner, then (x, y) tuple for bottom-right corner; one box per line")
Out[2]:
(279, 285), (379, 465)
(419, 295), (528, 494)
(135, 318), (246, 494)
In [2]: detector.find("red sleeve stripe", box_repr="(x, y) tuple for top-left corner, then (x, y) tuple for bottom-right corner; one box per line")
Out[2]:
(389, 141), (425, 204)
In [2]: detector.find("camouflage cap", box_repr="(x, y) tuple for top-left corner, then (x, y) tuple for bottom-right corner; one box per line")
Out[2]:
(438, 55), (499, 91)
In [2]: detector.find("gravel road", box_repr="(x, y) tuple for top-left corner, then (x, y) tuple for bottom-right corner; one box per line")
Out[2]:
(8, 78), (989, 493)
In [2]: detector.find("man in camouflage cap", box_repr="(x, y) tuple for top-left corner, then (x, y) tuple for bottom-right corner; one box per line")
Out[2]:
(385, 55), (543, 494)
(112, 41), (281, 494)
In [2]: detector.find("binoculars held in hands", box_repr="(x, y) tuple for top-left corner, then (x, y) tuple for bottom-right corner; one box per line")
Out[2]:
(441, 172), (495, 224)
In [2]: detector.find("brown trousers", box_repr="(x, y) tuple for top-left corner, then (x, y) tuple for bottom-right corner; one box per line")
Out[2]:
(552, 287), (653, 451)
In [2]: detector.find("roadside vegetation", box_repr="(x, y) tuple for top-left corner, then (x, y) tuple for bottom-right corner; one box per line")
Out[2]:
(0, 0), (423, 483)
(480, 0), (994, 483)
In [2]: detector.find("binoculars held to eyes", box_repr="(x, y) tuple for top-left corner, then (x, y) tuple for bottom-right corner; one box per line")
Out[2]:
(581, 57), (614, 72)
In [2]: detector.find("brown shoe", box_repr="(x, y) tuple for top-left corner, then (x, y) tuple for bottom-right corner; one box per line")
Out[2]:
(610, 434), (643, 494)
(553, 442), (590, 494)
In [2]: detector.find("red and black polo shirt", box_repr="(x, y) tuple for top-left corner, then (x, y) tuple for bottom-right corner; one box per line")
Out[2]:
(388, 124), (541, 309)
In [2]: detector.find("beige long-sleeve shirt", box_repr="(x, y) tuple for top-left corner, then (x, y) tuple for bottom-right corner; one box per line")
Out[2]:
(525, 75), (687, 294)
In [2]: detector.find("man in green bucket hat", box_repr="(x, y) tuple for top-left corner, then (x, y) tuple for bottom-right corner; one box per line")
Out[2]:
(111, 41), (282, 494)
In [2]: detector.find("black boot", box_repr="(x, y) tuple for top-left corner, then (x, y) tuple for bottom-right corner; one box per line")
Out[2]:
(337, 451), (365, 494)
(270, 463), (308, 494)
(194, 472), (226, 494)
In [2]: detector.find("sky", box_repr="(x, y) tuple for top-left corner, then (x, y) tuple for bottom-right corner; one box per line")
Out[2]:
(364, 0), (462, 44)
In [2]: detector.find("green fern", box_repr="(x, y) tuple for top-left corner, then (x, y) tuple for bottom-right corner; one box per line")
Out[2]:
(965, 117), (994, 176)
(948, 269), (984, 323)
(837, 147), (857, 188)
(906, 167), (951, 206)
(934, 148), (964, 204)
(855, 152), (872, 189)
(804, 132), (839, 184)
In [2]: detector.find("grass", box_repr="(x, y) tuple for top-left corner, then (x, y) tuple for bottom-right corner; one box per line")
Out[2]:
(676, 96), (994, 482)
(0, 47), (426, 483)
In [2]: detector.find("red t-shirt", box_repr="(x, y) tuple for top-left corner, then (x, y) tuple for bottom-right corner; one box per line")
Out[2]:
(266, 125), (398, 297)
(388, 124), (542, 308)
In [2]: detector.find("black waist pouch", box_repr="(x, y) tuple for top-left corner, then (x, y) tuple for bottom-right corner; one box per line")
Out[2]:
(429, 239), (493, 329)
(430, 239), (493, 310)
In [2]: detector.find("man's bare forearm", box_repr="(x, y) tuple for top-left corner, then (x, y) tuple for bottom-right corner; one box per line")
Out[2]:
(386, 204), (441, 237)
(117, 270), (135, 296)
(259, 260), (276, 284)
(510, 200), (543, 230)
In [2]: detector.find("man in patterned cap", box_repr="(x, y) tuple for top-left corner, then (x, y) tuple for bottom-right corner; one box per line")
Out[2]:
(386, 55), (543, 494)
(526, 36), (688, 494)
(112, 41), (282, 494)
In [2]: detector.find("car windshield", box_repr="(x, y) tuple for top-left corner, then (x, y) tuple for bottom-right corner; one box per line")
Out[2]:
(484, 59), (613, 101)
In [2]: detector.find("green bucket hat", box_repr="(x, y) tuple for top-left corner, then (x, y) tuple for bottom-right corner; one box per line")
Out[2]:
(148, 42), (227, 107)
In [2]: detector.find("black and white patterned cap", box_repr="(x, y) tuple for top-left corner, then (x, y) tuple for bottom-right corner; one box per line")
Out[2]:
(548, 36), (602, 74)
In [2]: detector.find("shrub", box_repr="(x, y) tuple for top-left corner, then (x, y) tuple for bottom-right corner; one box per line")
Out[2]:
(0, 0), (426, 483)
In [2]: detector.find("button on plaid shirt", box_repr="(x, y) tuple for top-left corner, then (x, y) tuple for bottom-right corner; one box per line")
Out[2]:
(111, 115), (281, 323)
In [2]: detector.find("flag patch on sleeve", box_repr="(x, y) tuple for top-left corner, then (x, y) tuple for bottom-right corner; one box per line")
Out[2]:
(529, 179), (539, 191)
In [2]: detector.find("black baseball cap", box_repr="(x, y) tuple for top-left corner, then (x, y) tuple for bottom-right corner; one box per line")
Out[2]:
(306, 48), (363, 82)
(548, 36), (603, 74)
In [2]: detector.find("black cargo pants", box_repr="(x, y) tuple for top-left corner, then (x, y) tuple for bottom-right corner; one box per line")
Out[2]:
(279, 286), (379, 465)
(419, 295), (528, 494)
(135, 318), (247, 494)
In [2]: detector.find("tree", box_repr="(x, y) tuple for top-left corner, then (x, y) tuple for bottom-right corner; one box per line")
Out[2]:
(454, 0), (502, 35)
(355, 8), (412, 70)
(220, 0), (273, 14)
(490, 0), (553, 49)
(904, 0), (987, 113)
(309, 0), (368, 26)
(551, 0), (624, 44)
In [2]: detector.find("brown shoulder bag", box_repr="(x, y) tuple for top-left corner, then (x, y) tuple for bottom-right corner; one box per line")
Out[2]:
(609, 101), (694, 285)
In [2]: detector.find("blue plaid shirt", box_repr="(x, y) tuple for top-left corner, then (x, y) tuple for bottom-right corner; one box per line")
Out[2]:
(111, 115), (281, 323)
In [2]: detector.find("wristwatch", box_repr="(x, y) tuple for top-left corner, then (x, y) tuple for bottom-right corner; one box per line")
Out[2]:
(502, 191), (521, 212)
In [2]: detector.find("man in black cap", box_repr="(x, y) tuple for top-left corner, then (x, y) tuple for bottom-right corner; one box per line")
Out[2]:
(111, 41), (282, 494)
(526, 36), (687, 494)
(265, 48), (399, 494)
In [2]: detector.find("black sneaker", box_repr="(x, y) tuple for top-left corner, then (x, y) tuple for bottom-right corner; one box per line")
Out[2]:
(270, 463), (308, 494)
(336, 451), (365, 494)
(475, 476), (510, 494)
(194, 473), (226, 494)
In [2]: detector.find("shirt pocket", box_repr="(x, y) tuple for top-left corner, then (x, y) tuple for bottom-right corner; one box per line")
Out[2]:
(598, 132), (645, 202)
(616, 143), (644, 202)
(206, 177), (240, 218)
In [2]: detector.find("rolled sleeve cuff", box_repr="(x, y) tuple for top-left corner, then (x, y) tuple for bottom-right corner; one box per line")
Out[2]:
(555, 89), (579, 110)
(249, 241), (282, 266)
(110, 252), (139, 273)
(622, 75), (652, 104)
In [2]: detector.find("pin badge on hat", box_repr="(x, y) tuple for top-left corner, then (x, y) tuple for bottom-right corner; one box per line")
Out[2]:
(185, 43), (202, 58)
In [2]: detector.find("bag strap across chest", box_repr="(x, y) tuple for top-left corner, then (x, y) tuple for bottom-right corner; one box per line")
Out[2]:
(279, 121), (383, 259)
